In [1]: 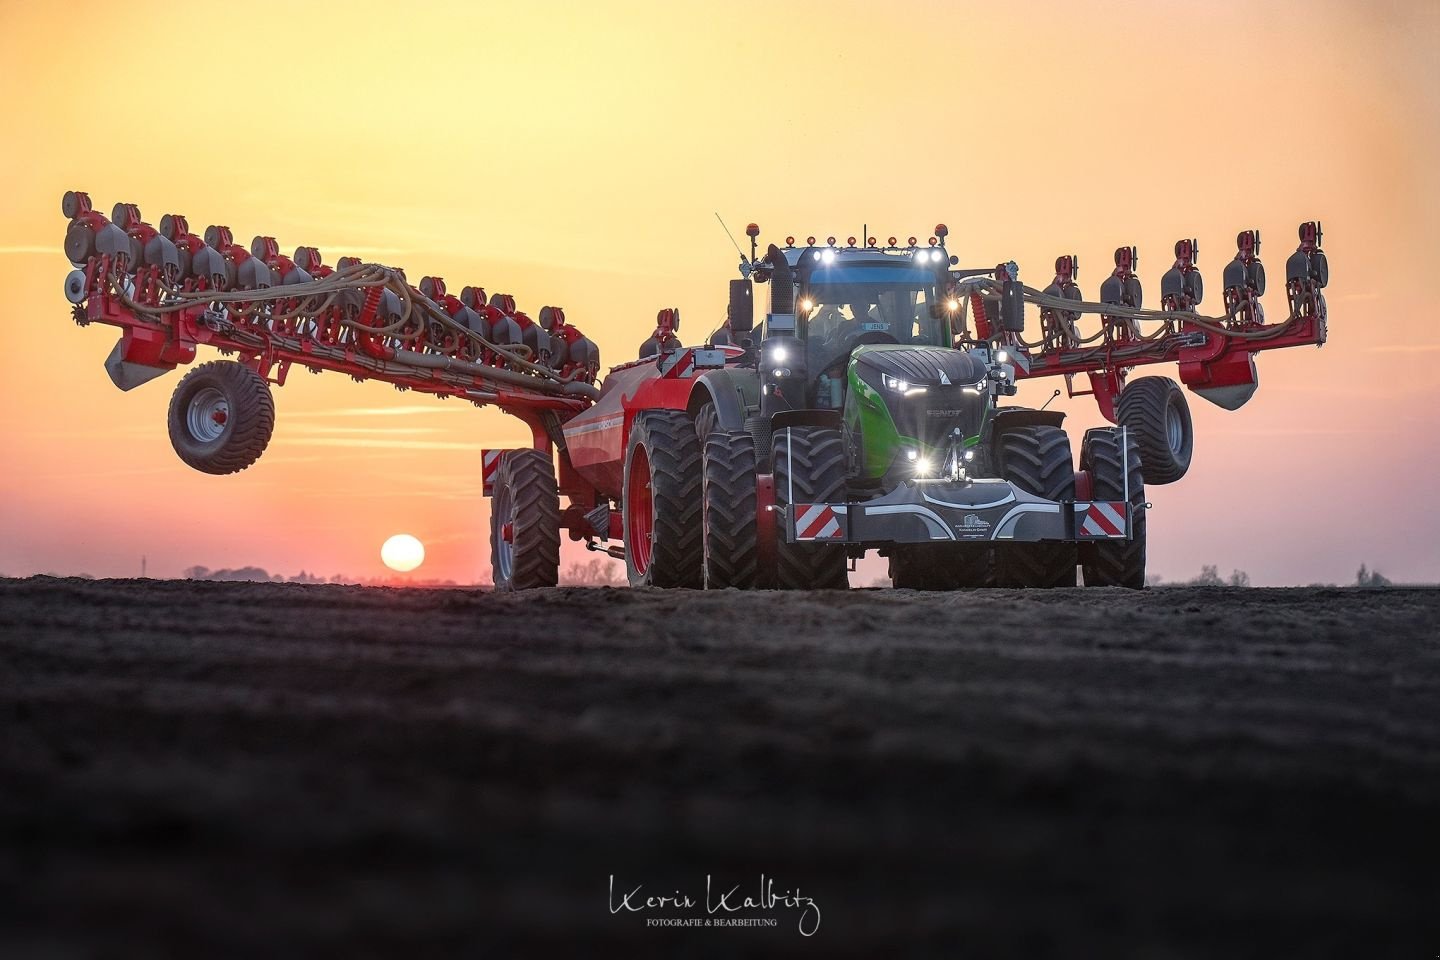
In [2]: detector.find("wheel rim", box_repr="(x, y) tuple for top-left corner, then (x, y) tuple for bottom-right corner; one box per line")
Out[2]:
(494, 483), (515, 582)
(1165, 400), (1184, 454)
(626, 446), (654, 576)
(186, 387), (229, 443)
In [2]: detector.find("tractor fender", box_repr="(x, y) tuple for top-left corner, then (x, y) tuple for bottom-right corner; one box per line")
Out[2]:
(771, 409), (842, 431)
(983, 407), (1066, 444)
(688, 368), (753, 432)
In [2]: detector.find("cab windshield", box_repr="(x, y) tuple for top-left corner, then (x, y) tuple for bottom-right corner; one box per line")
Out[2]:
(801, 263), (948, 348)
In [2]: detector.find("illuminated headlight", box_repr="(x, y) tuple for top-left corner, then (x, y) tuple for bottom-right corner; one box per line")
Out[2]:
(770, 345), (788, 364)
(882, 374), (910, 393)
(963, 449), (976, 462)
(905, 448), (919, 461)
(799, 298), (813, 313)
(821, 249), (836, 264)
(914, 457), (933, 476)
(995, 349), (1009, 364)
(772, 367), (791, 378)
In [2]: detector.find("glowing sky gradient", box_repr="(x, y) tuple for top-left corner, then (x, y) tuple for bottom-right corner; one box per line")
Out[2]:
(1, 1), (1437, 585)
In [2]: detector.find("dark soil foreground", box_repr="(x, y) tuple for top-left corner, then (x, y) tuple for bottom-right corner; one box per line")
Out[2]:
(0, 578), (1437, 958)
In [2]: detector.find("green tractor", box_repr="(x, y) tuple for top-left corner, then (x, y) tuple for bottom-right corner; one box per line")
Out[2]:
(687, 229), (1144, 591)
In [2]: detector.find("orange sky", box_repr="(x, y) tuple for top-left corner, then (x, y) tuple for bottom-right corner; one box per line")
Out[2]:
(2, 0), (1437, 585)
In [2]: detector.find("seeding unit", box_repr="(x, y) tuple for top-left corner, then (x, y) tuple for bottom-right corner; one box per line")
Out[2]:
(59, 192), (1329, 590)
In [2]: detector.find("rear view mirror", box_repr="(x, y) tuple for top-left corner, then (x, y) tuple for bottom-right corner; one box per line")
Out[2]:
(728, 279), (754, 333)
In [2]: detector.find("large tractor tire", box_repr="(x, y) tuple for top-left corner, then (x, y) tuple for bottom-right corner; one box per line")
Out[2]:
(489, 448), (560, 592)
(701, 430), (759, 589)
(166, 360), (275, 475)
(890, 543), (992, 591)
(993, 425), (1077, 588)
(1080, 427), (1147, 588)
(771, 426), (849, 590)
(624, 411), (703, 588)
(1116, 376), (1193, 485)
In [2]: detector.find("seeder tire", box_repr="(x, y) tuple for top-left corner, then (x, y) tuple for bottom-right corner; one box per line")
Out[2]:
(1116, 376), (1192, 485)
(702, 430), (759, 589)
(993, 425), (1077, 588)
(166, 360), (275, 475)
(1080, 428), (1147, 589)
(490, 448), (560, 592)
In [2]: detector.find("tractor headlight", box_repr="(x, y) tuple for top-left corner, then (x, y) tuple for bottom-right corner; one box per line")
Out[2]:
(769, 345), (788, 365)
(882, 373), (910, 393)
(914, 456), (933, 477)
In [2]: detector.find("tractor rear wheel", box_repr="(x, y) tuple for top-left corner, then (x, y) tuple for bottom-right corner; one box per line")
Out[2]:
(993, 425), (1077, 588)
(490, 448), (560, 591)
(772, 426), (849, 590)
(167, 360), (275, 475)
(1080, 427), (1147, 588)
(624, 411), (703, 588)
(890, 543), (992, 590)
(701, 430), (758, 589)
(1116, 376), (1192, 485)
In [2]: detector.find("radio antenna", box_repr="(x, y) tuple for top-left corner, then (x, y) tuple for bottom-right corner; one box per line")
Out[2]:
(714, 212), (747, 261)
(1040, 389), (1062, 411)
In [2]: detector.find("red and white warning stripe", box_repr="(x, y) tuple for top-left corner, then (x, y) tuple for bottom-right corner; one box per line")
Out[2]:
(1080, 501), (1128, 538)
(481, 449), (504, 496)
(660, 348), (697, 379)
(795, 503), (844, 540)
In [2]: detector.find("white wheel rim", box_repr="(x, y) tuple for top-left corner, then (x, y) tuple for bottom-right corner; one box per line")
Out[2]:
(186, 387), (229, 443)
(1166, 403), (1184, 454)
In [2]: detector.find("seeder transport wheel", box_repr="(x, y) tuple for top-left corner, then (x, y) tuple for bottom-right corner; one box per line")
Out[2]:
(992, 424), (1077, 588)
(1080, 428), (1147, 588)
(624, 411), (703, 588)
(771, 426), (849, 590)
(166, 360), (275, 475)
(1116, 376), (1193, 485)
(701, 430), (759, 589)
(490, 448), (560, 591)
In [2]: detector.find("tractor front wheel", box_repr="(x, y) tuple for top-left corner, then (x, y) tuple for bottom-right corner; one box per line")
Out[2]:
(993, 425), (1077, 588)
(490, 448), (560, 591)
(166, 360), (275, 475)
(771, 426), (849, 590)
(1080, 427), (1147, 588)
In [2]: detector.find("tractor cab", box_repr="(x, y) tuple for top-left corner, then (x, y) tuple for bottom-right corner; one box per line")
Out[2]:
(744, 238), (996, 487)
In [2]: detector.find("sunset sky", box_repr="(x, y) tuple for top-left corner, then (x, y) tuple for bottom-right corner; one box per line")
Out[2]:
(2, 1), (1437, 585)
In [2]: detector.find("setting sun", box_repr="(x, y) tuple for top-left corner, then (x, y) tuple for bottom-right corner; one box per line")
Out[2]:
(380, 534), (425, 573)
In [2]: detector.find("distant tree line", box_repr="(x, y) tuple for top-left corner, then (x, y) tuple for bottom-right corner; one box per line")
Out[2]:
(182, 565), (461, 587)
(1147, 562), (1399, 588)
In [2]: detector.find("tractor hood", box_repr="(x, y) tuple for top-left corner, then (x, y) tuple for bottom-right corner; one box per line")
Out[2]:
(847, 345), (992, 484)
(853, 344), (987, 388)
